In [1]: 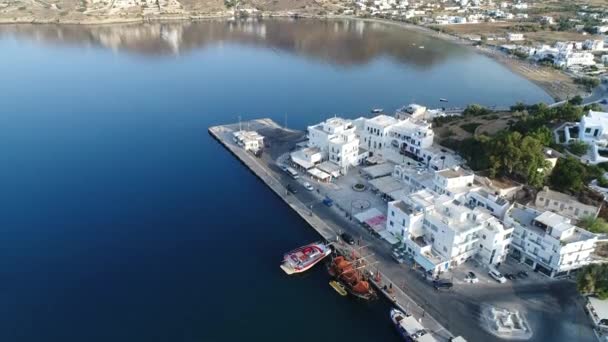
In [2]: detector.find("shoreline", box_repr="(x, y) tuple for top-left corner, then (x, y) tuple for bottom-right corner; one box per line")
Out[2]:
(0, 12), (581, 102)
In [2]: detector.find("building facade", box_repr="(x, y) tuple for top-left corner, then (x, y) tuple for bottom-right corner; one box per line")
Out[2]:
(506, 205), (599, 277)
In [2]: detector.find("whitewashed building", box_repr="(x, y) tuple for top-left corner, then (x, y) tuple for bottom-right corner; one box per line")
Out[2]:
(506, 205), (599, 277)
(583, 39), (605, 51)
(555, 51), (596, 68)
(579, 110), (608, 164)
(232, 130), (264, 152)
(535, 187), (600, 221)
(507, 33), (524, 41)
(305, 117), (365, 174)
(387, 190), (513, 275)
(362, 114), (398, 155)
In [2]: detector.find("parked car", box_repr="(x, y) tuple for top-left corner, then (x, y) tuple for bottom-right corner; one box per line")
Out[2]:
(340, 232), (355, 245)
(517, 271), (529, 279)
(322, 197), (334, 207)
(505, 273), (516, 280)
(465, 271), (479, 283)
(488, 268), (507, 283)
(303, 182), (314, 191)
(287, 184), (298, 194)
(433, 280), (454, 291)
(279, 164), (288, 172)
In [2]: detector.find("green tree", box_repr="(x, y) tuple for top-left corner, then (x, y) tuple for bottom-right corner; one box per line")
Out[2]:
(569, 95), (583, 105)
(579, 216), (608, 234)
(530, 126), (553, 146)
(577, 264), (608, 299)
(463, 104), (491, 117)
(549, 156), (587, 192)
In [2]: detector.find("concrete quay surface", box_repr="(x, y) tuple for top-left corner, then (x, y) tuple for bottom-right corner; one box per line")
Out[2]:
(209, 118), (597, 342)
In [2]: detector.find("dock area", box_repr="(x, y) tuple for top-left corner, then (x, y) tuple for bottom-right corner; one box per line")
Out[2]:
(209, 118), (454, 342)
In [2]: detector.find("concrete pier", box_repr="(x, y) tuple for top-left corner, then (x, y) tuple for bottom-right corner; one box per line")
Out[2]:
(209, 118), (455, 342)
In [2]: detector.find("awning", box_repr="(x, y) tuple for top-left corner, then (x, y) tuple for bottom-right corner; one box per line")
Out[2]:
(369, 176), (403, 195)
(317, 161), (341, 178)
(291, 155), (315, 169)
(308, 168), (331, 180)
(362, 163), (395, 179)
(379, 230), (400, 245)
(354, 208), (383, 223)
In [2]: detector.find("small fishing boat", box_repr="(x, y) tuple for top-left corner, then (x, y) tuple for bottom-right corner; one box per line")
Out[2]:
(439, 98), (448, 102)
(371, 108), (383, 114)
(280, 242), (331, 275)
(329, 280), (348, 296)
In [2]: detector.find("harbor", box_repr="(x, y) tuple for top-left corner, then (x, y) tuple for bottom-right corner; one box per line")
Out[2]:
(209, 118), (455, 342)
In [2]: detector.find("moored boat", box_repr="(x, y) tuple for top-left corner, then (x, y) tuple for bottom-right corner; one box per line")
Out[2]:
(327, 256), (376, 300)
(390, 308), (437, 342)
(280, 242), (331, 275)
(371, 108), (383, 114)
(439, 98), (448, 102)
(329, 280), (348, 296)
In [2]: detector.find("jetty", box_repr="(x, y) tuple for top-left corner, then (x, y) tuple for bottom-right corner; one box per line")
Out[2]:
(209, 118), (455, 342)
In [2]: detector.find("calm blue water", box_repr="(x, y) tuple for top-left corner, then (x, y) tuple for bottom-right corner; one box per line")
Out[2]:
(0, 19), (551, 342)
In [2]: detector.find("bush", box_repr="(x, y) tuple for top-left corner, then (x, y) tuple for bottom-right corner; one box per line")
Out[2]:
(598, 176), (608, 188)
(569, 95), (583, 105)
(575, 77), (600, 91)
(463, 104), (491, 117)
(568, 141), (589, 156)
(460, 123), (482, 134)
(577, 264), (608, 299)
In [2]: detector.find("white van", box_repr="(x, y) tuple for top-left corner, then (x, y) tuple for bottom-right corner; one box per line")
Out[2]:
(285, 167), (299, 179)
(488, 268), (507, 283)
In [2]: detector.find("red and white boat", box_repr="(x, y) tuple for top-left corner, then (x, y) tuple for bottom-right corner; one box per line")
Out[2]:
(280, 242), (331, 275)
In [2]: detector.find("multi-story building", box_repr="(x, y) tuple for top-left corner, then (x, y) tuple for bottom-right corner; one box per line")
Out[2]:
(387, 190), (513, 275)
(383, 117), (435, 162)
(305, 117), (364, 174)
(506, 205), (599, 277)
(361, 114), (398, 155)
(535, 187), (600, 221)
(578, 110), (608, 164)
(232, 130), (264, 152)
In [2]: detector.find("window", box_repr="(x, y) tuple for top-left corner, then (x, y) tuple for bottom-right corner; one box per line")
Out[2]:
(482, 234), (486, 239)
(391, 211), (395, 217)
(390, 221), (394, 226)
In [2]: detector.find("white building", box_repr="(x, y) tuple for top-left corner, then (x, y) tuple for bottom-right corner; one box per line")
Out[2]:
(306, 117), (364, 174)
(583, 39), (605, 51)
(362, 114), (398, 155)
(506, 205), (600, 277)
(540, 16), (554, 25)
(535, 187), (600, 221)
(579, 110), (608, 164)
(507, 33), (524, 41)
(555, 51), (596, 68)
(232, 130), (264, 152)
(387, 190), (513, 275)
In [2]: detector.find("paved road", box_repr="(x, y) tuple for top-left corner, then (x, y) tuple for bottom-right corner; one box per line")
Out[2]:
(259, 130), (597, 342)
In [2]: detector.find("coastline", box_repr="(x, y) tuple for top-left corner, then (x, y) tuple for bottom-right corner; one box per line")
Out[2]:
(0, 12), (580, 102)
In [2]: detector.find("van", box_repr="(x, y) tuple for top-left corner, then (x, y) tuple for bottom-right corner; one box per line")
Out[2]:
(433, 280), (454, 290)
(285, 167), (299, 179)
(488, 268), (507, 283)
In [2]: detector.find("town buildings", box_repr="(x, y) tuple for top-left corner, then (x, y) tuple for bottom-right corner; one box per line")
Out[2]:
(506, 205), (599, 277)
(535, 187), (600, 221)
(386, 189), (513, 275)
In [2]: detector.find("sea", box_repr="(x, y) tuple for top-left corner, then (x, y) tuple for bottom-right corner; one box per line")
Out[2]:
(0, 18), (552, 342)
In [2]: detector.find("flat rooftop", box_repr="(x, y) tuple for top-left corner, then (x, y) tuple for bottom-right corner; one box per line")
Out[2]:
(436, 167), (471, 179)
(367, 114), (398, 128)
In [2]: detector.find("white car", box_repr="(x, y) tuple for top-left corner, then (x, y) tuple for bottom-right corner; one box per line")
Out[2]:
(488, 268), (507, 283)
(303, 182), (314, 191)
(464, 271), (479, 284)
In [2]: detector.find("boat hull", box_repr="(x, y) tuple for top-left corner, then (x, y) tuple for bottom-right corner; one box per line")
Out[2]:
(281, 242), (331, 275)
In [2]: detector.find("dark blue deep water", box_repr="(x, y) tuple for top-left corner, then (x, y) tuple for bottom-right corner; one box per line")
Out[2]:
(0, 19), (552, 341)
